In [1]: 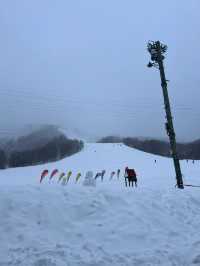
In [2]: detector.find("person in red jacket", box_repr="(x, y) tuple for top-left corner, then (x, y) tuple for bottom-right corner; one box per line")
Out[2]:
(125, 167), (137, 187)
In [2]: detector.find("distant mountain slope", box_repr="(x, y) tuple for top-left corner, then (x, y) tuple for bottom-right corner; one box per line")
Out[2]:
(97, 136), (123, 143)
(0, 125), (84, 169)
(98, 136), (200, 160)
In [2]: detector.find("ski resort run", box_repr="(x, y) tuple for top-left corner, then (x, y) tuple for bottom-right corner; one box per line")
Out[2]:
(1, 143), (200, 266)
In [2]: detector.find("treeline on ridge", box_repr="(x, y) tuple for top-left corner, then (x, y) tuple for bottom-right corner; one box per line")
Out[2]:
(98, 136), (200, 160)
(0, 126), (84, 169)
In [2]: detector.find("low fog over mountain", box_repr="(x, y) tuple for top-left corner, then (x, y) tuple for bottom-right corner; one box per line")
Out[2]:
(0, 125), (83, 169)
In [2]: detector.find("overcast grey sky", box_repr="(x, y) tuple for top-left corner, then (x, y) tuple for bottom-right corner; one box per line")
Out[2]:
(0, 0), (199, 141)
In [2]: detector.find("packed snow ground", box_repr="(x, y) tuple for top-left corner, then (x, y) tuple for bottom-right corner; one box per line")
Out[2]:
(0, 143), (200, 266)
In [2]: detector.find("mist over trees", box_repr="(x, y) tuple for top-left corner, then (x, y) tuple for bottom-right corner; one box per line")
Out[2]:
(0, 125), (84, 169)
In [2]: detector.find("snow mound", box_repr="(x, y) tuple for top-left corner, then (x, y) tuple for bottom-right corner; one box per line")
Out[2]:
(1, 185), (200, 266)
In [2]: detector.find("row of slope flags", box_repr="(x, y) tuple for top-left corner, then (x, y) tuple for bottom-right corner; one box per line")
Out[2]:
(40, 169), (121, 185)
(40, 169), (80, 185)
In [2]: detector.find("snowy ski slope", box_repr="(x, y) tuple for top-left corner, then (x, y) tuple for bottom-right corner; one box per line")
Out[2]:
(0, 143), (200, 266)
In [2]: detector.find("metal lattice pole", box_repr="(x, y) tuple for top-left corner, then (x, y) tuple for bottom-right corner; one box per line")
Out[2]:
(147, 41), (184, 189)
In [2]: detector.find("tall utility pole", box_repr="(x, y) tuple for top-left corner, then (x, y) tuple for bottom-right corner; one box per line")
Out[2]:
(147, 41), (184, 189)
